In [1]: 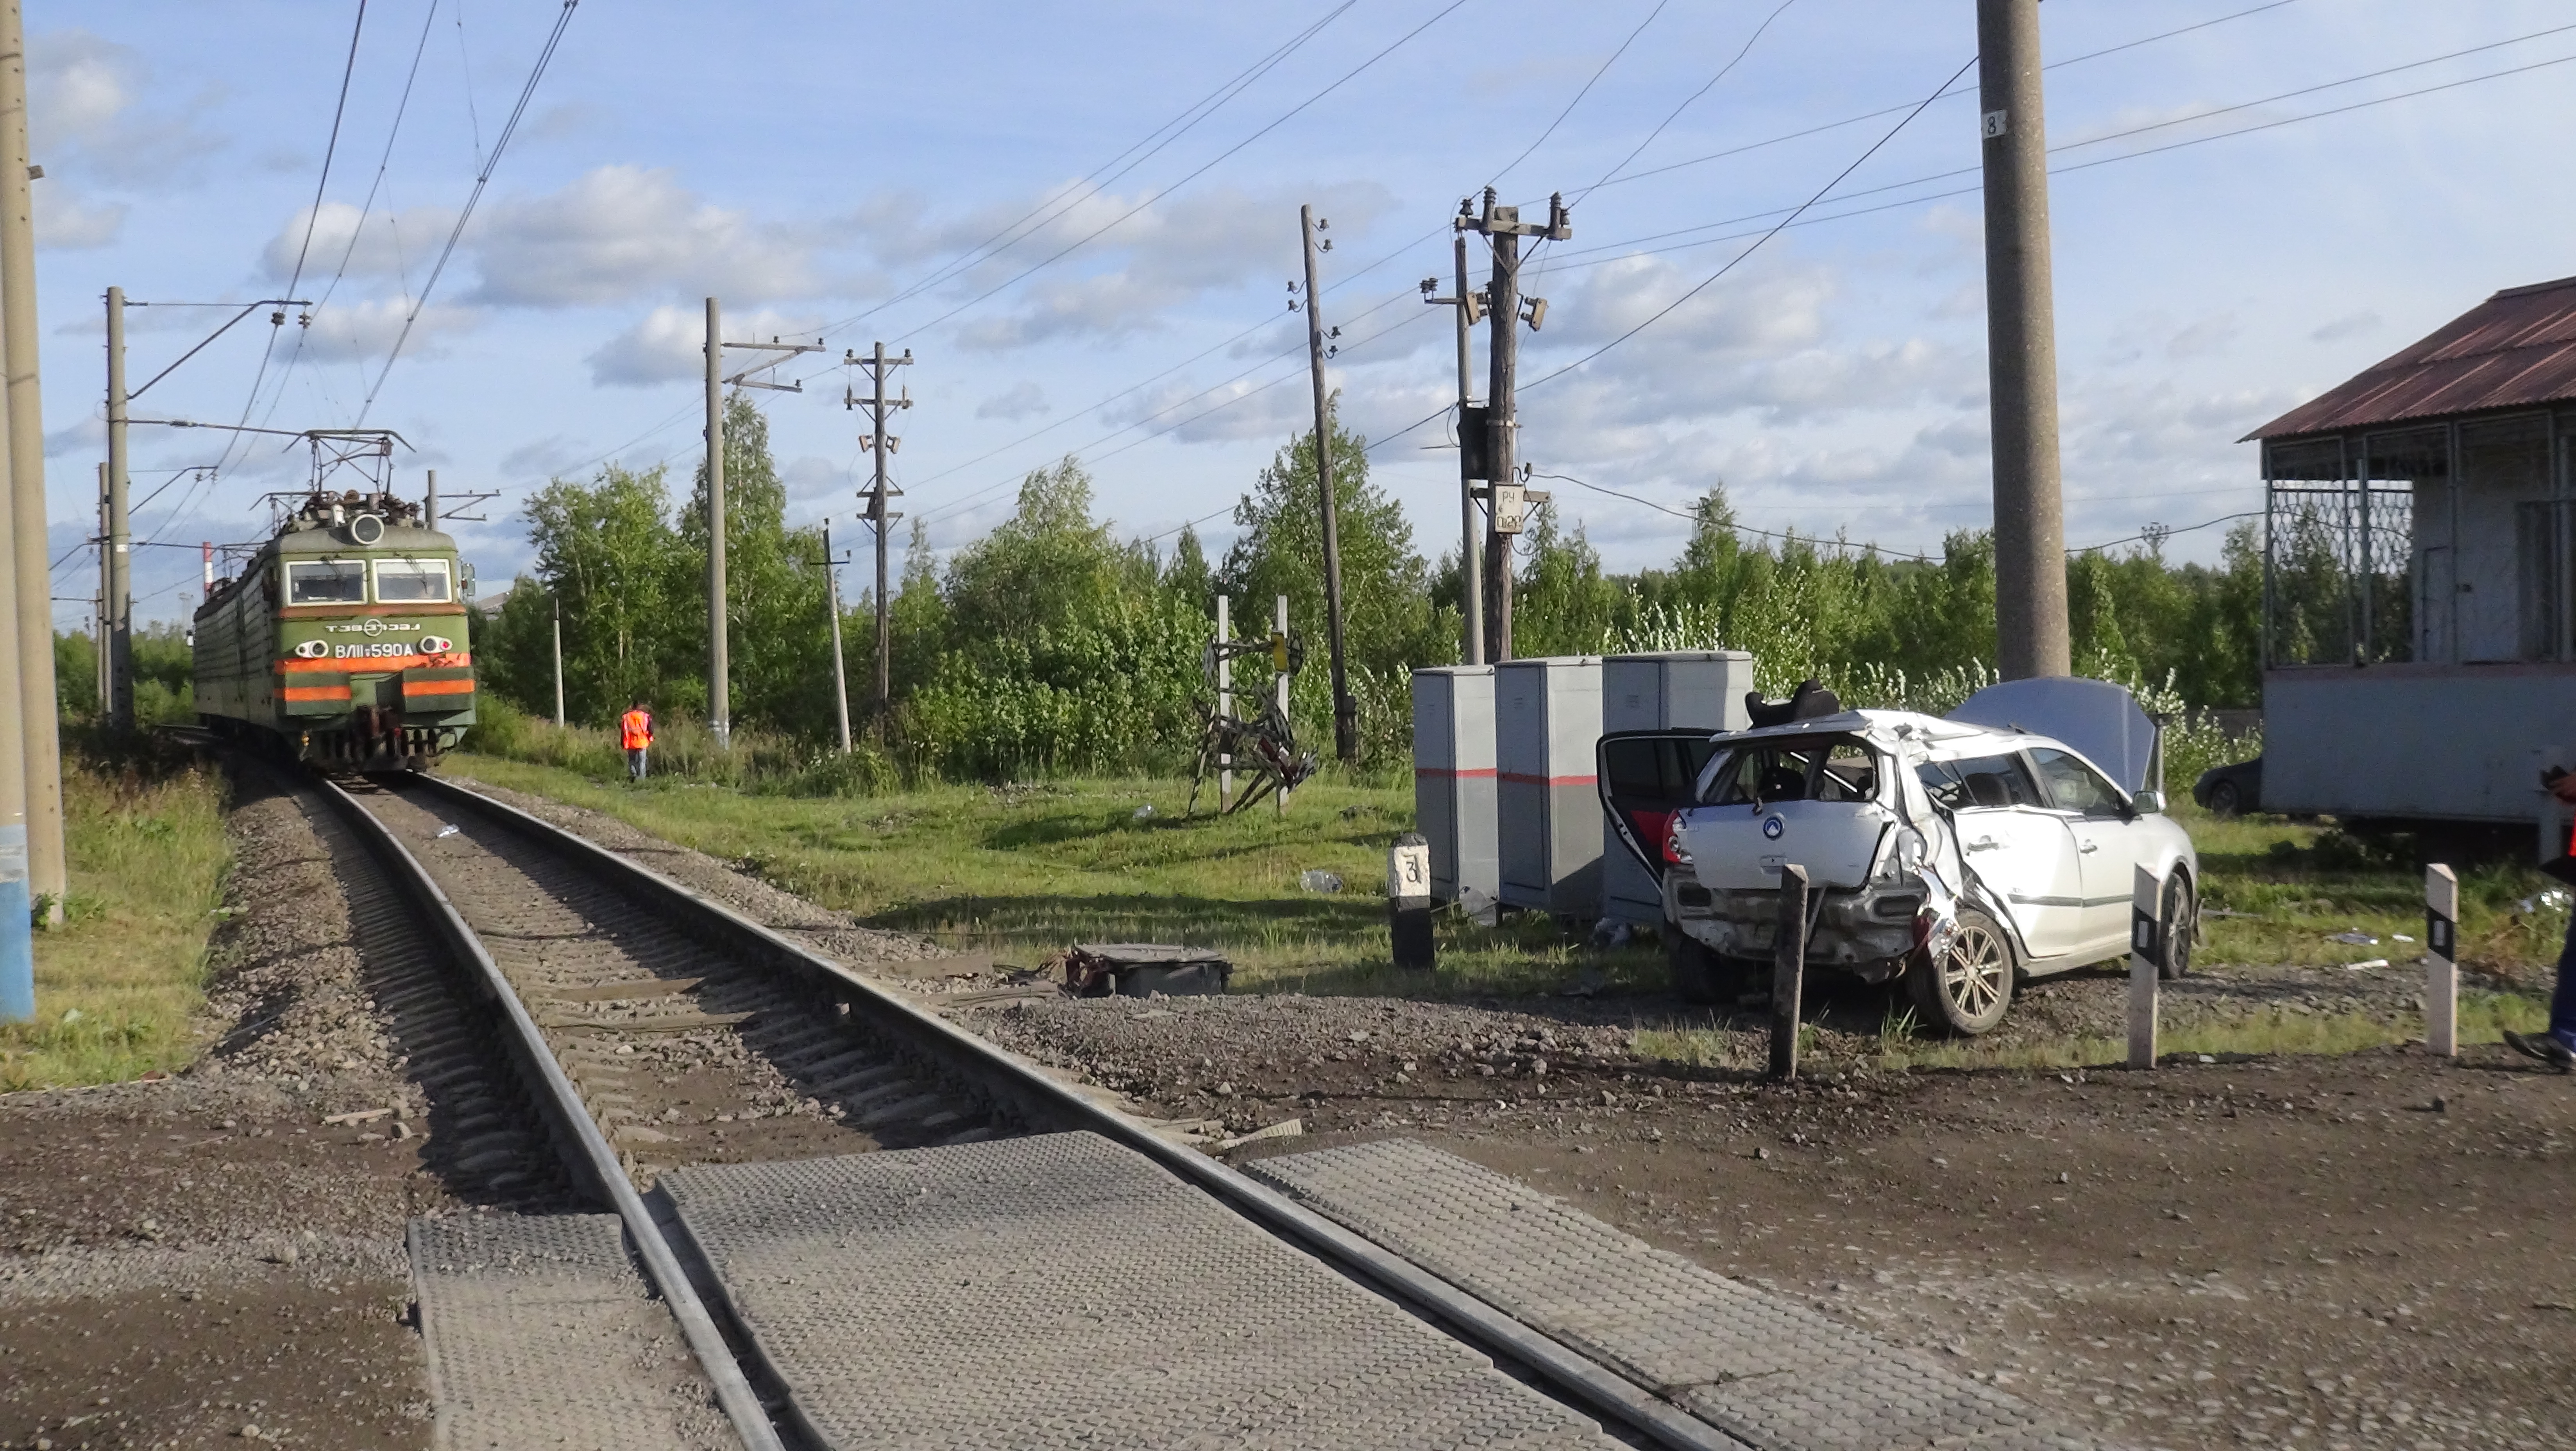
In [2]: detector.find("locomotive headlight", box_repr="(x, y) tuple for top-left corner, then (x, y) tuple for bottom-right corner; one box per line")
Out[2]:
(291, 639), (329, 659)
(419, 635), (454, 654)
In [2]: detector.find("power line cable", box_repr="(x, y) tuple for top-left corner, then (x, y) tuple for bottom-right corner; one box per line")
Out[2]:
(1521, 54), (1976, 396)
(358, 0), (578, 422)
(1586, 0), (2302, 197)
(802, 2), (1360, 353)
(1572, 0), (1796, 203)
(891, 0), (1471, 347)
(204, 0), (370, 489)
(1487, 0), (1669, 188)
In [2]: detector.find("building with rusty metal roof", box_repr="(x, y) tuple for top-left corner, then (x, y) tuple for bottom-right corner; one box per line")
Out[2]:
(2239, 277), (2576, 837)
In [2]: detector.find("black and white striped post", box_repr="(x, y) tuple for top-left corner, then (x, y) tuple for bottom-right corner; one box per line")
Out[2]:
(2128, 863), (2160, 1069)
(2424, 863), (2458, 1057)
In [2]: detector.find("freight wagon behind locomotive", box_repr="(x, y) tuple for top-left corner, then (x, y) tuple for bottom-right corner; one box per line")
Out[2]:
(194, 488), (476, 765)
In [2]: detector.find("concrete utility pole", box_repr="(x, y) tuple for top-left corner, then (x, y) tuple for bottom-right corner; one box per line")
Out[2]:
(0, 247), (26, 1019)
(822, 519), (852, 755)
(1298, 205), (1356, 762)
(104, 285), (131, 729)
(424, 467), (437, 528)
(703, 297), (730, 746)
(844, 342), (911, 727)
(1979, 0), (2071, 679)
(92, 464), (104, 713)
(1463, 188), (1569, 663)
(1422, 230), (1485, 664)
(0, 0), (57, 923)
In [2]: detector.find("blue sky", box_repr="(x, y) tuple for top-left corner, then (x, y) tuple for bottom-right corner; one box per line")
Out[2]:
(30, 0), (2576, 627)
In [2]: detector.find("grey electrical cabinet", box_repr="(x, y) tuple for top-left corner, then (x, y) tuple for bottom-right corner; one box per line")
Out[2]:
(1497, 656), (1603, 918)
(1598, 650), (1757, 923)
(1410, 666), (1497, 912)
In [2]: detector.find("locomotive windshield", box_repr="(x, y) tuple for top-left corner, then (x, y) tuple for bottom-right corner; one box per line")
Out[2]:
(286, 559), (366, 605)
(374, 558), (452, 603)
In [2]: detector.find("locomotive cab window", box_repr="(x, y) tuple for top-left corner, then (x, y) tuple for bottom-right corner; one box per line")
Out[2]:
(286, 559), (366, 605)
(373, 557), (452, 604)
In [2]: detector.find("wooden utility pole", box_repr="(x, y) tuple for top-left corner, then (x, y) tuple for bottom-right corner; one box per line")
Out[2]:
(104, 285), (131, 728)
(703, 297), (730, 746)
(822, 519), (852, 754)
(1463, 188), (1569, 663)
(844, 342), (912, 727)
(0, 0), (57, 923)
(1979, 0), (2070, 680)
(1298, 206), (1357, 761)
(1421, 229), (1484, 664)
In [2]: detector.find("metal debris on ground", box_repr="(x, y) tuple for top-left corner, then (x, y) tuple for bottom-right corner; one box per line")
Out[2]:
(434, 823), (461, 838)
(1300, 869), (1343, 893)
(1053, 943), (1233, 998)
(1184, 629), (1317, 816)
(2327, 930), (2377, 946)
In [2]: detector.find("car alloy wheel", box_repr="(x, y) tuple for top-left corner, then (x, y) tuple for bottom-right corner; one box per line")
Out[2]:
(2158, 874), (2197, 981)
(1911, 905), (2014, 1036)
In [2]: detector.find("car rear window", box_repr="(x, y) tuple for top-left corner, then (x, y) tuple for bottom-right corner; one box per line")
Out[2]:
(1601, 734), (1725, 804)
(285, 559), (365, 605)
(1918, 752), (2041, 809)
(1706, 735), (1881, 806)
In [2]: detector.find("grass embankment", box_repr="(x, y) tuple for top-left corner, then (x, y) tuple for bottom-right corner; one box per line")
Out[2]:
(0, 745), (231, 1091)
(451, 750), (1663, 997)
(450, 739), (2560, 1067)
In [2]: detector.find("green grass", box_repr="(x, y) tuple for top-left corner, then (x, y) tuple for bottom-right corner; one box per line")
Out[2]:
(449, 751), (1664, 996)
(444, 747), (2561, 1061)
(0, 753), (231, 1091)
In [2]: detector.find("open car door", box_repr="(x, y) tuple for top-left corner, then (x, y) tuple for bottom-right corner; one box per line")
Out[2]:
(1597, 729), (1728, 874)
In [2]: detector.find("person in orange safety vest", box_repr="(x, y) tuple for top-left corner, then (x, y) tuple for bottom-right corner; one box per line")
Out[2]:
(620, 700), (654, 783)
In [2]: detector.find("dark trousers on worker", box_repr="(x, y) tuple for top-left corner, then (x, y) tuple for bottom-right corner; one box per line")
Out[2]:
(2555, 912), (2576, 1050)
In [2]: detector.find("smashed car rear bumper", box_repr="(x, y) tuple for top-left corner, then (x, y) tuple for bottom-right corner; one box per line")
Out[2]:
(1665, 873), (1925, 978)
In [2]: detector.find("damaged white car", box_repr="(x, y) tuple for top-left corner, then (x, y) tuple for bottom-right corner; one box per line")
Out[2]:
(1598, 679), (2197, 1035)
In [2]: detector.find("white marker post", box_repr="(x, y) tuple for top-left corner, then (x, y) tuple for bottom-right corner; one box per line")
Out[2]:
(2128, 863), (2160, 1069)
(2424, 863), (2458, 1057)
(1388, 833), (1434, 969)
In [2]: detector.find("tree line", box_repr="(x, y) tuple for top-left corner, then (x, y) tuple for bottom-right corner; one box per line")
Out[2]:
(474, 391), (2265, 780)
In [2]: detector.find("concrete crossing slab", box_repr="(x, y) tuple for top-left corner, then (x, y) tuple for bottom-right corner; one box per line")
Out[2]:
(659, 1131), (1620, 1451)
(409, 1213), (735, 1451)
(1247, 1138), (2114, 1451)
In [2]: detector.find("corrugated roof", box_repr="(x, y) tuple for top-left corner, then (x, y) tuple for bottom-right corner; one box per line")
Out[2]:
(2244, 274), (2576, 441)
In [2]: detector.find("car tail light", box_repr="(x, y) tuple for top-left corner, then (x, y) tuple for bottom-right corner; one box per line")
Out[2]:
(1659, 811), (1694, 868)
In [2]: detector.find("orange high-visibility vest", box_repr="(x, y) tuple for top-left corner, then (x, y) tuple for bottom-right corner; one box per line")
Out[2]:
(620, 710), (653, 750)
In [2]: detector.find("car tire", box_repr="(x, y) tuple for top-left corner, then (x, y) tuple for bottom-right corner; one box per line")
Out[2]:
(2157, 872), (2196, 981)
(2206, 779), (2242, 818)
(1909, 905), (2015, 1036)
(1667, 924), (1725, 1004)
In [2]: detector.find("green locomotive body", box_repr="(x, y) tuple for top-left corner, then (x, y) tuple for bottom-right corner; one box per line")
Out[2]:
(194, 490), (477, 765)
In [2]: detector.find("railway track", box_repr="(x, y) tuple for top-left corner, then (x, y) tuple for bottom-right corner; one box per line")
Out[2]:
(185, 738), (1743, 1451)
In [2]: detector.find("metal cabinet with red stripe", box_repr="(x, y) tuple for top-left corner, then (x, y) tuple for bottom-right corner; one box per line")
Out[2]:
(1410, 665), (1497, 915)
(1496, 656), (1603, 919)
(1598, 651), (1755, 924)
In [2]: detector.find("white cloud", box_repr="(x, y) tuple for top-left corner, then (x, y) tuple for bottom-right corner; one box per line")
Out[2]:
(939, 180), (1398, 350)
(295, 297), (478, 364)
(470, 165), (814, 308)
(976, 381), (1049, 421)
(587, 303), (823, 387)
(2310, 310), (2379, 344)
(261, 201), (457, 283)
(27, 29), (222, 187)
(33, 188), (122, 248)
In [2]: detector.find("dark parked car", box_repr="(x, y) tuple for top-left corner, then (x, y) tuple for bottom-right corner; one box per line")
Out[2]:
(2193, 757), (2262, 817)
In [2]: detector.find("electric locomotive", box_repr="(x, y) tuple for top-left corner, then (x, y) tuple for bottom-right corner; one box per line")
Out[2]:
(194, 487), (477, 765)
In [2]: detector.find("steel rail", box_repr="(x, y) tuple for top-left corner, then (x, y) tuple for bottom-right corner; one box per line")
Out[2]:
(310, 772), (787, 1451)
(405, 770), (1744, 1451)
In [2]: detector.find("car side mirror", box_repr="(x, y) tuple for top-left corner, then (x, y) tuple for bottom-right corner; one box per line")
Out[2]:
(2131, 789), (2165, 815)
